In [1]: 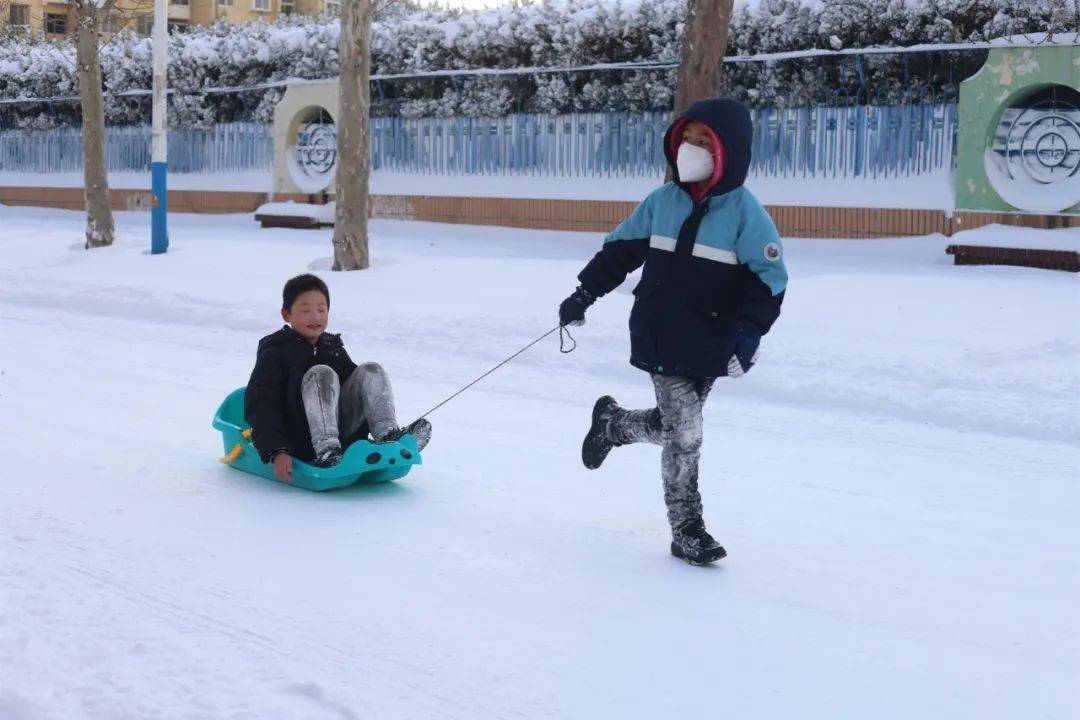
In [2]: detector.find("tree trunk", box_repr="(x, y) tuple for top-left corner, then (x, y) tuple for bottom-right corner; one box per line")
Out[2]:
(333, 0), (374, 271)
(76, 2), (115, 250)
(673, 0), (735, 117)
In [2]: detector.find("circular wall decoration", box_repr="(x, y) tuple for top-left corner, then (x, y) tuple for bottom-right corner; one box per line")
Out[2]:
(287, 107), (338, 194)
(985, 85), (1080, 213)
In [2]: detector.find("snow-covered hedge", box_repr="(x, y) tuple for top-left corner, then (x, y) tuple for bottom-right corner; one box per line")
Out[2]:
(0, 0), (1070, 129)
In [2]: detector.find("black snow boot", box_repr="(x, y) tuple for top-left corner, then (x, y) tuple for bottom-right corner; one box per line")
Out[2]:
(582, 395), (620, 470)
(313, 445), (344, 468)
(670, 518), (727, 565)
(378, 418), (432, 452)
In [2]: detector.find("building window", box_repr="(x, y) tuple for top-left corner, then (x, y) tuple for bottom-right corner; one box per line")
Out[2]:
(137, 14), (154, 36)
(9, 5), (30, 26)
(171, 0), (190, 5)
(219, 0), (234, 6)
(45, 13), (67, 35)
(252, 0), (271, 11)
(168, 20), (190, 33)
(281, 0), (294, 14)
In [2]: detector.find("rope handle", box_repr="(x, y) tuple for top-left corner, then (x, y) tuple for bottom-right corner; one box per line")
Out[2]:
(410, 324), (576, 423)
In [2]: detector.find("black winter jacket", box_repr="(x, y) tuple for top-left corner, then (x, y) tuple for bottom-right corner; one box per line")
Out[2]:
(576, 99), (788, 378)
(244, 326), (358, 463)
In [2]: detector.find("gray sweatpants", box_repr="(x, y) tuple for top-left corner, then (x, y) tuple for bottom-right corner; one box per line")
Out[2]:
(301, 363), (398, 455)
(605, 374), (716, 530)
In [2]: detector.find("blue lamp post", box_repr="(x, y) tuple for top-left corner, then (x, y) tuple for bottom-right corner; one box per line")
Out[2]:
(151, 0), (168, 254)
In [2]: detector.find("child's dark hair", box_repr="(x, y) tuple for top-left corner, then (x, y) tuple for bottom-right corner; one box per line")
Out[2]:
(282, 274), (330, 311)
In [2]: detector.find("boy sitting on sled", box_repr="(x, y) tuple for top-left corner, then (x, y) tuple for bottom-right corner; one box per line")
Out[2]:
(245, 274), (431, 483)
(558, 98), (788, 565)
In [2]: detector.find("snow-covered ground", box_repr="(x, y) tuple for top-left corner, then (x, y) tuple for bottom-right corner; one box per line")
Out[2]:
(0, 207), (1077, 720)
(0, 168), (956, 209)
(0, 171), (274, 194)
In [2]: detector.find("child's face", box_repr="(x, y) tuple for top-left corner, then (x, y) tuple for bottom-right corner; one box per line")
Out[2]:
(681, 121), (715, 152)
(282, 289), (329, 344)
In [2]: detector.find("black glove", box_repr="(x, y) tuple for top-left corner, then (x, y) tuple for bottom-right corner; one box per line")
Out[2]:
(559, 287), (594, 327)
(726, 322), (762, 378)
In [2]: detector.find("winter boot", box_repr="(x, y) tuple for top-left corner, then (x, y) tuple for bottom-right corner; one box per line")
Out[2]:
(670, 518), (727, 565)
(582, 396), (620, 470)
(313, 445), (344, 468)
(377, 418), (432, 452)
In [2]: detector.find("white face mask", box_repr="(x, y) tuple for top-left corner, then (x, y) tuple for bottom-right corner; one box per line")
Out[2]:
(675, 142), (714, 183)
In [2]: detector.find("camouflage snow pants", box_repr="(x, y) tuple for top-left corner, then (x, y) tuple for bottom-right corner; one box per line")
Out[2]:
(301, 363), (398, 456)
(606, 374), (716, 530)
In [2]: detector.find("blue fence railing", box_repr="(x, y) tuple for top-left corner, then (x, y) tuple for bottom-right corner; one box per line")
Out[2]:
(0, 123), (273, 175)
(751, 103), (957, 178)
(0, 104), (957, 179)
(370, 113), (672, 177)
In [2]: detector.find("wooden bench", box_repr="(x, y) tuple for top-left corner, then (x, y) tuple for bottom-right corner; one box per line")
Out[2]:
(945, 244), (1080, 272)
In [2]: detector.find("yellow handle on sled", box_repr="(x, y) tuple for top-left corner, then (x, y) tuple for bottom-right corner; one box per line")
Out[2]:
(220, 443), (243, 464)
(219, 429), (254, 464)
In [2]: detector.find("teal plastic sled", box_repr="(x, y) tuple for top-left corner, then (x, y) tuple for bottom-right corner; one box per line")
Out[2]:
(212, 387), (421, 491)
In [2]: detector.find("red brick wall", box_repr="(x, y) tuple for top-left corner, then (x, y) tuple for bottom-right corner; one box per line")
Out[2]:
(1, 185), (1075, 238)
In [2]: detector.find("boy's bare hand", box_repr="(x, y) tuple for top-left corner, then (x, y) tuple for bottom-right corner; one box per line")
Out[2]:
(273, 452), (293, 483)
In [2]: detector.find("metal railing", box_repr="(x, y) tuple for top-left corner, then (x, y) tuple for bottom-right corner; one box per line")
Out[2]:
(0, 122), (272, 175)
(0, 104), (956, 179)
(370, 112), (672, 177)
(752, 103), (957, 178)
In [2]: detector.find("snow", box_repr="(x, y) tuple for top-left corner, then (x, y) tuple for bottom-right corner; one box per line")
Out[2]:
(3, 0), (1072, 129)
(991, 31), (1080, 46)
(1, 205), (1077, 719)
(180, 36), (222, 65)
(950, 222), (1080, 251)
(984, 148), (1080, 215)
(255, 201), (336, 224)
(0, 169), (957, 209)
(749, 169), (955, 210)
(369, 171), (665, 201)
(726, 37), (1080, 64)
(0, 171), (273, 193)
(372, 170), (957, 208)
(286, 146), (336, 195)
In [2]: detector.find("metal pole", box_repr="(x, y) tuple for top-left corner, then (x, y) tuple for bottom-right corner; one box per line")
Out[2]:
(151, 0), (168, 254)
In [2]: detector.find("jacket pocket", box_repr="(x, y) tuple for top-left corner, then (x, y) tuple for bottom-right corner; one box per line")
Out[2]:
(632, 277), (661, 299)
(628, 287), (663, 366)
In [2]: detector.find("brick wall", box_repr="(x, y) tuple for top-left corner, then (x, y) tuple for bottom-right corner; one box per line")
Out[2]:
(1, 185), (1075, 238)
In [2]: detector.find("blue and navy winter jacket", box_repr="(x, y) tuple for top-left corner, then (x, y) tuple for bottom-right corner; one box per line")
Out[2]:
(577, 98), (788, 378)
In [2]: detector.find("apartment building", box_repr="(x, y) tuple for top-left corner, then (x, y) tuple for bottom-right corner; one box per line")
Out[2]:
(3, 0), (337, 40)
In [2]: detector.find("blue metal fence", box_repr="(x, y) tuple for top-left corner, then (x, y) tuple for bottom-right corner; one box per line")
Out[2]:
(0, 104), (956, 178)
(370, 113), (673, 177)
(751, 103), (957, 178)
(0, 123), (273, 175)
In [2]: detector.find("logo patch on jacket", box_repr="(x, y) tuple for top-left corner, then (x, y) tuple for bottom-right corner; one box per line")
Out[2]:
(764, 242), (782, 262)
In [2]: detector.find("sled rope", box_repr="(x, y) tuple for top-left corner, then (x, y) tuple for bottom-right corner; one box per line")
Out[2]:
(413, 324), (575, 422)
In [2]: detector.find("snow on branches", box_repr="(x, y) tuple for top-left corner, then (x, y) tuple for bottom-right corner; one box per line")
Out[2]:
(0, 0), (1071, 129)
